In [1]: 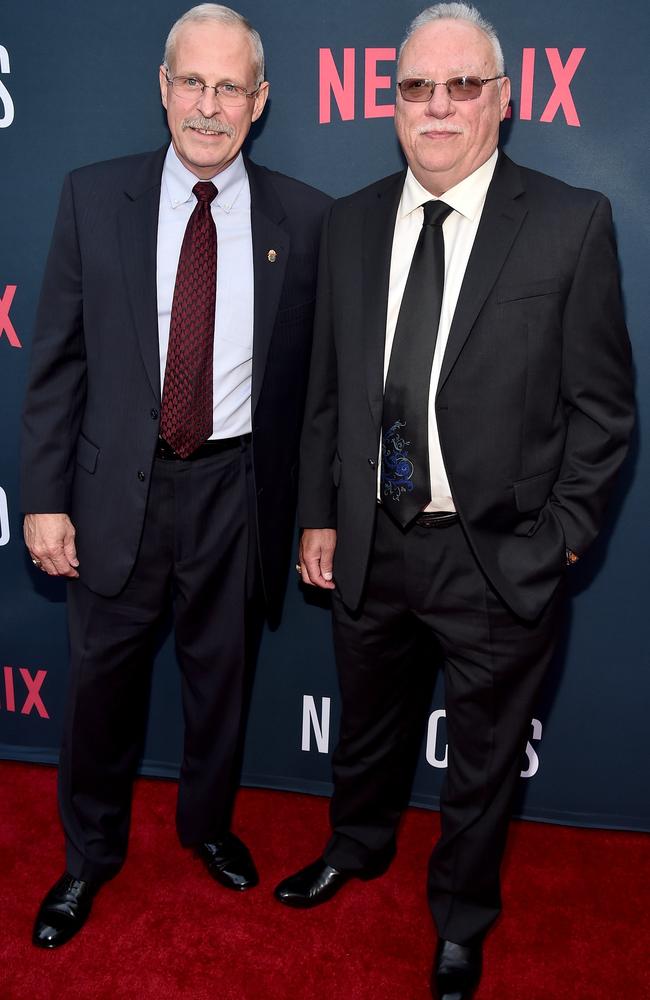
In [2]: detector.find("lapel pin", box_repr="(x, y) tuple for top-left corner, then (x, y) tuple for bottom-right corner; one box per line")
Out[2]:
(267, 249), (277, 263)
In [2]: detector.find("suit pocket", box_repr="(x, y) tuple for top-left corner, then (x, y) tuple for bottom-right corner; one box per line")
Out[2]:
(276, 300), (315, 326)
(513, 467), (559, 512)
(76, 432), (99, 474)
(497, 278), (559, 303)
(273, 301), (316, 355)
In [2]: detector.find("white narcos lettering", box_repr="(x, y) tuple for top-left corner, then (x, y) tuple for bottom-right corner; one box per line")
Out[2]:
(520, 718), (543, 778)
(425, 710), (542, 779)
(301, 695), (331, 753)
(0, 46), (15, 128)
(425, 709), (448, 768)
(0, 487), (10, 545)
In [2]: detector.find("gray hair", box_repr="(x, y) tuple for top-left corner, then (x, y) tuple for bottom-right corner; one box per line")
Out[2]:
(163, 3), (265, 86)
(399, 3), (505, 76)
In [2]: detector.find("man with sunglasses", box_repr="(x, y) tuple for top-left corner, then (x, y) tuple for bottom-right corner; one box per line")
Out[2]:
(22, 3), (329, 948)
(275, 4), (633, 997)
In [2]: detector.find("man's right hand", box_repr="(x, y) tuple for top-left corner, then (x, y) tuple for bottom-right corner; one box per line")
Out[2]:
(23, 513), (80, 578)
(298, 528), (337, 590)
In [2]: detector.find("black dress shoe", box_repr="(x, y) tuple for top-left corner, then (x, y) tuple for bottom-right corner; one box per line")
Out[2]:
(196, 833), (259, 891)
(33, 872), (100, 949)
(431, 938), (483, 999)
(274, 858), (352, 908)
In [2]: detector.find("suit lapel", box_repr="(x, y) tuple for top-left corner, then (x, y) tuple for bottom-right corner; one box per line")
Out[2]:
(362, 172), (404, 429)
(117, 146), (167, 400)
(437, 152), (527, 393)
(247, 159), (289, 415)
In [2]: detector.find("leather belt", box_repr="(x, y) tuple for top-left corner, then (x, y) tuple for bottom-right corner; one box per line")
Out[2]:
(155, 434), (251, 461)
(378, 501), (460, 529)
(413, 511), (460, 528)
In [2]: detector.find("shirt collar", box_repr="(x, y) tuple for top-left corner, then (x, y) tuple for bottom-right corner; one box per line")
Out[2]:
(400, 148), (498, 222)
(162, 144), (248, 214)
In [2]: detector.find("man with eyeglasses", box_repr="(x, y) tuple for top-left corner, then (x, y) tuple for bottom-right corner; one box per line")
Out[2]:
(23, 3), (329, 948)
(275, 3), (633, 997)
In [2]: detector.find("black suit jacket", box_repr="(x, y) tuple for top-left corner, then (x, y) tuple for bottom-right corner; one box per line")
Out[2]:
(299, 152), (634, 620)
(22, 146), (331, 624)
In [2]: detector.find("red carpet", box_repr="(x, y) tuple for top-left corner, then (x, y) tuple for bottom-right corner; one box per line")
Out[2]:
(0, 761), (647, 999)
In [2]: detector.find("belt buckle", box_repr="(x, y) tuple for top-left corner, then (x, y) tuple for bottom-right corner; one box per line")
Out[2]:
(155, 438), (180, 460)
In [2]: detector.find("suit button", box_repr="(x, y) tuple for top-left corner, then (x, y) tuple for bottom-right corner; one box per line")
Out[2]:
(150, 408), (158, 419)
(137, 471), (146, 481)
(368, 458), (376, 468)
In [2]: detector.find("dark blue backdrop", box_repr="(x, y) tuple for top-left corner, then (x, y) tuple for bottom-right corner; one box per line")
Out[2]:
(1, 0), (648, 831)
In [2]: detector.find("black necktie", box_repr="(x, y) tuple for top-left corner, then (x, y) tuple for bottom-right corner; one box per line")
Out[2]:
(381, 200), (452, 527)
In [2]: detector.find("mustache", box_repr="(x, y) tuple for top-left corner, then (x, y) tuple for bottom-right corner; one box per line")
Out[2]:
(416, 123), (464, 135)
(182, 116), (236, 138)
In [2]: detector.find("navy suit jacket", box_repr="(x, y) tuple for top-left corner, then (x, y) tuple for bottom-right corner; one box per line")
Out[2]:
(22, 146), (331, 624)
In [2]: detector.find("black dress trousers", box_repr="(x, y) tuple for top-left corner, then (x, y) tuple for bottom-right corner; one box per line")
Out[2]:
(60, 440), (262, 882)
(324, 506), (563, 944)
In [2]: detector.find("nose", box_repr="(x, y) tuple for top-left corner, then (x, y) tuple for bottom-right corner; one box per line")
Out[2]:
(198, 84), (222, 117)
(426, 82), (454, 118)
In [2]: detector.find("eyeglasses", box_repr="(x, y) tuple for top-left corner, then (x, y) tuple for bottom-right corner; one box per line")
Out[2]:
(165, 73), (260, 107)
(398, 75), (505, 102)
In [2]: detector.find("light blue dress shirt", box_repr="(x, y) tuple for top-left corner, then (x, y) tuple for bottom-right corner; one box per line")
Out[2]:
(156, 144), (254, 438)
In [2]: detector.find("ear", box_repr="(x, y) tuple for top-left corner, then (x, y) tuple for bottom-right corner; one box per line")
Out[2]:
(159, 65), (169, 111)
(498, 76), (511, 121)
(251, 81), (269, 123)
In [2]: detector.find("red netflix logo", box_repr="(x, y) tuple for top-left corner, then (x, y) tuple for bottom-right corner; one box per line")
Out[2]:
(319, 46), (586, 127)
(511, 47), (585, 125)
(1, 666), (49, 718)
(0, 285), (21, 348)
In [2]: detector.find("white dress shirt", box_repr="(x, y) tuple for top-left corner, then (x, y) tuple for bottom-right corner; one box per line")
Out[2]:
(157, 145), (254, 439)
(382, 149), (498, 511)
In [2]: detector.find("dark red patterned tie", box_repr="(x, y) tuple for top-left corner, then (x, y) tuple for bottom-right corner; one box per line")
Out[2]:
(160, 181), (217, 458)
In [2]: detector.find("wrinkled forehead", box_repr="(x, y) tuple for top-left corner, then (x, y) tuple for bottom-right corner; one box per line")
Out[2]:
(398, 20), (495, 78)
(170, 20), (256, 75)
